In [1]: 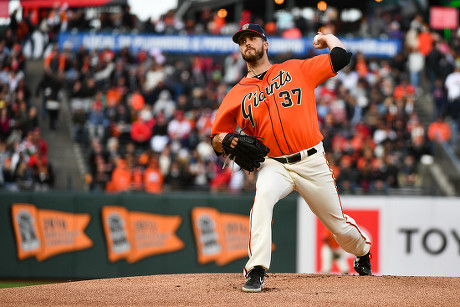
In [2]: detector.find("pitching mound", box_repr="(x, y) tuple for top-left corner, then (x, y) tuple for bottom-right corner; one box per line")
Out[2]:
(1, 273), (459, 306)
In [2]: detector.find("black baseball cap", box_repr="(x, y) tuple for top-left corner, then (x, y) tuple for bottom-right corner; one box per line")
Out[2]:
(232, 23), (267, 44)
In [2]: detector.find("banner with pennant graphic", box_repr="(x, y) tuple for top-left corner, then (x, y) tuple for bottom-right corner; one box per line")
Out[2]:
(126, 211), (184, 263)
(11, 203), (93, 261)
(191, 207), (251, 266)
(101, 206), (184, 263)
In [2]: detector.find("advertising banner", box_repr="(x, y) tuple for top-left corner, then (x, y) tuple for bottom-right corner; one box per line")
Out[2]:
(297, 197), (460, 277)
(384, 198), (460, 276)
(58, 33), (401, 58)
(430, 7), (459, 30)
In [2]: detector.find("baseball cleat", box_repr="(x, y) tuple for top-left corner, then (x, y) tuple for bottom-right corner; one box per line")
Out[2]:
(242, 266), (267, 292)
(353, 252), (372, 276)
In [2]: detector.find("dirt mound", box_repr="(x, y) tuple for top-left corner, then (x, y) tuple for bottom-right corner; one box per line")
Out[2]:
(1, 273), (459, 306)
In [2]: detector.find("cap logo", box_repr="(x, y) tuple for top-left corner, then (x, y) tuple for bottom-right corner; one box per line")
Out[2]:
(242, 24), (250, 29)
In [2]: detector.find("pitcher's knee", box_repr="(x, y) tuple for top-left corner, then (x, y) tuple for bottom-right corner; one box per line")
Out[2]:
(255, 188), (282, 205)
(323, 217), (350, 236)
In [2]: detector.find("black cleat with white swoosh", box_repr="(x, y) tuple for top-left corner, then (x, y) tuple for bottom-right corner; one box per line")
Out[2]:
(354, 252), (372, 276)
(242, 266), (267, 292)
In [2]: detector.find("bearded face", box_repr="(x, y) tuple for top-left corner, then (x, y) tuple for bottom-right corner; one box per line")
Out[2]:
(240, 37), (266, 63)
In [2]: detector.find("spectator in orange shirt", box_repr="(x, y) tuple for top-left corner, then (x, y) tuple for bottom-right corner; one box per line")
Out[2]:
(107, 159), (131, 192)
(393, 78), (415, 101)
(354, 52), (368, 77)
(417, 25), (433, 57)
(144, 155), (163, 194)
(44, 44), (65, 75)
(105, 87), (122, 108)
(428, 116), (451, 143)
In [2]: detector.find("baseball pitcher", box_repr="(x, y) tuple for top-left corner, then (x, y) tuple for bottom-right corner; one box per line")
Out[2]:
(211, 23), (372, 293)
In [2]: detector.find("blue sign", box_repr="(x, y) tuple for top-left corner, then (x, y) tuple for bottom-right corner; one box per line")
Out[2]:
(58, 33), (402, 58)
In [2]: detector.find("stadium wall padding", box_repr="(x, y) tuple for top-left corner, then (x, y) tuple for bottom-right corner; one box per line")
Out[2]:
(0, 191), (297, 279)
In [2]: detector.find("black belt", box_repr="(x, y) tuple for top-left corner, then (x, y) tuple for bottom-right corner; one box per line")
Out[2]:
(270, 148), (317, 164)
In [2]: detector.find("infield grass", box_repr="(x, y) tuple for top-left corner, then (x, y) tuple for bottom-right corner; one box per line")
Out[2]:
(0, 280), (57, 289)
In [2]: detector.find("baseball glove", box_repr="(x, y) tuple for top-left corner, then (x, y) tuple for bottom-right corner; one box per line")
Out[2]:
(222, 133), (270, 172)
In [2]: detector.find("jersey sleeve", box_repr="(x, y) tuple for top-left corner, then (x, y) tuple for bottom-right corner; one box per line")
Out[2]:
(299, 54), (337, 88)
(210, 95), (239, 138)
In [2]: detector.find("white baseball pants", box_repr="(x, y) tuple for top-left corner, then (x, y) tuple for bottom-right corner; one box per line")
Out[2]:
(244, 142), (371, 275)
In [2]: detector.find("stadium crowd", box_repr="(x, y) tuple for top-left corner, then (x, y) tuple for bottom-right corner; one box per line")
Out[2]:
(0, 3), (459, 194)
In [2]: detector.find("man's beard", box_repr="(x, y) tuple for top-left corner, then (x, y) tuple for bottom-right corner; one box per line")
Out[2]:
(241, 46), (264, 63)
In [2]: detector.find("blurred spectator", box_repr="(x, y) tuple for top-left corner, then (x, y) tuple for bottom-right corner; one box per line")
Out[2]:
(399, 155), (418, 187)
(336, 155), (359, 194)
(72, 106), (88, 142)
(143, 155), (163, 194)
(167, 110), (191, 149)
(0, 108), (11, 139)
(106, 158), (131, 192)
(164, 160), (186, 191)
(87, 98), (109, 141)
(428, 116), (451, 144)
(26, 106), (39, 133)
(14, 153), (34, 190)
(87, 138), (111, 191)
(44, 44), (65, 75)
(150, 112), (169, 153)
(158, 144), (172, 176)
(130, 109), (153, 148)
(426, 41), (444, 88)
(417, 25), (433, 57)
(407, 47), (424, 89)
(384, 154), (400, 189)
(31, 128), (48, 158)
(228, 165), (245, 193)
(130, 155), (144, 191)
(33, 155), (54, 191)
(15, 100), (30, 137)
(144, 61), (165, 92)
(108, 103), (131, 142)
(444, 60), (460, 150)
(35, 73), (61, 129)
(222, 52), (244, 86)
(393, 78), (415, 101)
(120, 4), (136, 32)
(153, 90), (176, 119)
(431, 79), (447, 120)
(210, 165), (232, 193)
(106, 136), (120, 161)
(188, 149), (209, 191)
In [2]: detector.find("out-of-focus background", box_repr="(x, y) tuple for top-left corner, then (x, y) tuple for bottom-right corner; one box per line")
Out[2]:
(0, 0), (459, 287)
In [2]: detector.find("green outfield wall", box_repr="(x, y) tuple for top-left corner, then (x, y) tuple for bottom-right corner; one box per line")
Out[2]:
(0, 192), (297, 280)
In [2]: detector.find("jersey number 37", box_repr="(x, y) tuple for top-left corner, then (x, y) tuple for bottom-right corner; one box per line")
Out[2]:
(279, 88), (302, 108)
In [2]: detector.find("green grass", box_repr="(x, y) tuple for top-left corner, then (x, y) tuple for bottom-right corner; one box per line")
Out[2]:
(0, 281), (56, 289)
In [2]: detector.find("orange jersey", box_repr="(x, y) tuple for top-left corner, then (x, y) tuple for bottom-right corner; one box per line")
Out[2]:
(144, 168), (164, 194)
(211, 54), (336, 157)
